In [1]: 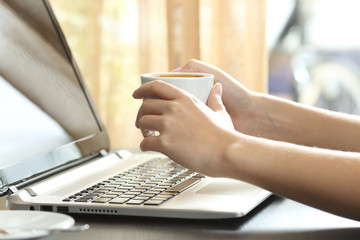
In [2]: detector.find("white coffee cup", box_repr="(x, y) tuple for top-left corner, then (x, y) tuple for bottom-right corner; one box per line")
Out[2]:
(140, 72), (214, 103)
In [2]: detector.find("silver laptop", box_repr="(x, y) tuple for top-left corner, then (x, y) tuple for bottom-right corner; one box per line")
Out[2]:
(0, 0), (271, 219)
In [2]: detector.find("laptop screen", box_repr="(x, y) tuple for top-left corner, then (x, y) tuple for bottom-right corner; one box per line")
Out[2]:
(0, 0), (110, 193)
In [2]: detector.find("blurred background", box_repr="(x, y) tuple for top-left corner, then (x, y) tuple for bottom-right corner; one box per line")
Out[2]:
(267, 0), (360, 114)
(50, 0), (360, 149)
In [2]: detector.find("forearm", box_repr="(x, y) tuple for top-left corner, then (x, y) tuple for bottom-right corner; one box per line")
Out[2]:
(242, 92), (360, 152)
(224, 134), (360, 220)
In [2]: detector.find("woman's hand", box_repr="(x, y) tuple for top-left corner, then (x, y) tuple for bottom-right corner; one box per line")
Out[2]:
(174, 59), (259, 135)
(133, 80), (238, 177)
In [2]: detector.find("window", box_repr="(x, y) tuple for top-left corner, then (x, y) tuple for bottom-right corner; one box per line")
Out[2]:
(51, 0), (267, 148)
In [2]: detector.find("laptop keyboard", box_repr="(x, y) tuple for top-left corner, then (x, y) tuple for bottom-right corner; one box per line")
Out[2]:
(63, 157), (205, 206)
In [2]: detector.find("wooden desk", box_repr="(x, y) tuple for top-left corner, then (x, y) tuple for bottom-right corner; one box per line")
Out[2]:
(2, 195), (360, 240)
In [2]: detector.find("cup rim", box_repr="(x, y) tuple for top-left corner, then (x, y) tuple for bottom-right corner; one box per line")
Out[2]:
(141, 72), (213, 79)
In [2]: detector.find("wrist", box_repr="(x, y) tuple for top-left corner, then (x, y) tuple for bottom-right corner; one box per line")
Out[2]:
(222, 132), (252, 180)
(230, 91), (268, 137)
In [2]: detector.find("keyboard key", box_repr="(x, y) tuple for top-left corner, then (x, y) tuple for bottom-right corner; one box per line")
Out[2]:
(145, 190), (162, 195)
(92, 197), (112, 203)
(158, 192), (175, 198)
(68, 195), (78, 199)
(166, 178), (199, 193)
(116, 187), (132, 191)
(109, 197), (131, 204)
(92, 189), (109, 194)
(144, 199), (164, 206)
(62, 197), (75, 202)
(159, 183), (173, 187)
(112, 190), (126, 194)
(193, 173), (206, 179)
(102, 193), (119, 198)
(129, 189), (144, 194)
(75, 198), (91, 202)
(137, 193), (156, 198)
(133, 196), (150, 201)
(153, 187), (168, 191)
(149, 179), (163, 183)
(113, 180), (127, 184)
(126, 199), (145, 205)
(81, 194), (100, 199)
(120, 194), (137, 198)
(151, 196), (169, 201)
(136, 186), (152, 191)
(64, 157), (203, 207)
(122, 184), (139, 188)
(141, 183), (157, 188)
(75, 192), (87, 197)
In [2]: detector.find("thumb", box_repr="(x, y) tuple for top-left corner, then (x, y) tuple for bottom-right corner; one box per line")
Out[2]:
(207, 83), (226, 113)
(172, 67), (182, 72)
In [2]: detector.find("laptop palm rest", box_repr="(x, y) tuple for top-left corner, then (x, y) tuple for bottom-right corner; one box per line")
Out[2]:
(196, 179), (262, 197)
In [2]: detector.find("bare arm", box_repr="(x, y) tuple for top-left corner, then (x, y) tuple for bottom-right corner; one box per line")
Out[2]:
(134, 61), (360, 220)
(223, 131), (360, 220)
(244, 92), (360, 152)
(179, 59), (360, 152)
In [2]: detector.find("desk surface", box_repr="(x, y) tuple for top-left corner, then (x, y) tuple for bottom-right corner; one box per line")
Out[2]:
(1, 194), (360, 240)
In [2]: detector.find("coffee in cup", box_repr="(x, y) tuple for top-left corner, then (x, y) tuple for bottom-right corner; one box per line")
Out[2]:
(140, 72), (214, 103)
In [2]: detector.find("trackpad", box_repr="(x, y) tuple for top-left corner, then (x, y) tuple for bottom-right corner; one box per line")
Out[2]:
(196, 178), (262, 197)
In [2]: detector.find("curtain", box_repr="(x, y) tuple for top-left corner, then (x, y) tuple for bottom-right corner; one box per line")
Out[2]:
(51, 0), (267, 148)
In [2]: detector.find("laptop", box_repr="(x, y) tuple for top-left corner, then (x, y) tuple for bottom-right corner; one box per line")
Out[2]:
(0, 0), (271, 219)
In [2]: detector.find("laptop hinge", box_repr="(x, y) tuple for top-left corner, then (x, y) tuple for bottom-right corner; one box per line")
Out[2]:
(0, 185), (19, 196)
(0, 187), (8, 197)
(0, 178), (8, 196)
(8, 186), (18, 194)
(99, 149), (108, 157)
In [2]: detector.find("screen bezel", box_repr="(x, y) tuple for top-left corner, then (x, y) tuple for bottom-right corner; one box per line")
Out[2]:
(0, 0), (111, 196)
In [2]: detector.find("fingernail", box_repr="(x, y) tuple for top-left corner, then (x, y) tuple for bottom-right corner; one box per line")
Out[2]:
(215, 83), (222, 96)
(132, 90), (137, 98)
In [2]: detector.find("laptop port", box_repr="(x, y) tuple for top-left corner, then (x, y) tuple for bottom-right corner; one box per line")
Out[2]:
(57, 206), (69, 213)
(40, 205), (53, 211)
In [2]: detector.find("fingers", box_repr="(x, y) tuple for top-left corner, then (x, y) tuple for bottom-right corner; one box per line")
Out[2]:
(207, 83), (227, 113)
(135, 98), (175, 128)
(133, 81), (179, 129)
(135, 98), (162, 128)
(135, 99), (174, 140)
(138, 115), (164, 133)
(179, 59), (238, 88)
(142, 129), (156, 137)
(179, 59), (218, 76)
(179, 59), (203, 73)
(133, 80), (183, 100)
(140, 136), (163, 152)
(139, 118), (171, 154)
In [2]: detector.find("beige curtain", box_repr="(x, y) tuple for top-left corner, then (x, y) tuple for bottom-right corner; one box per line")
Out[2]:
(139, 0), (267, 92)
(51, 0), (267, 148)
